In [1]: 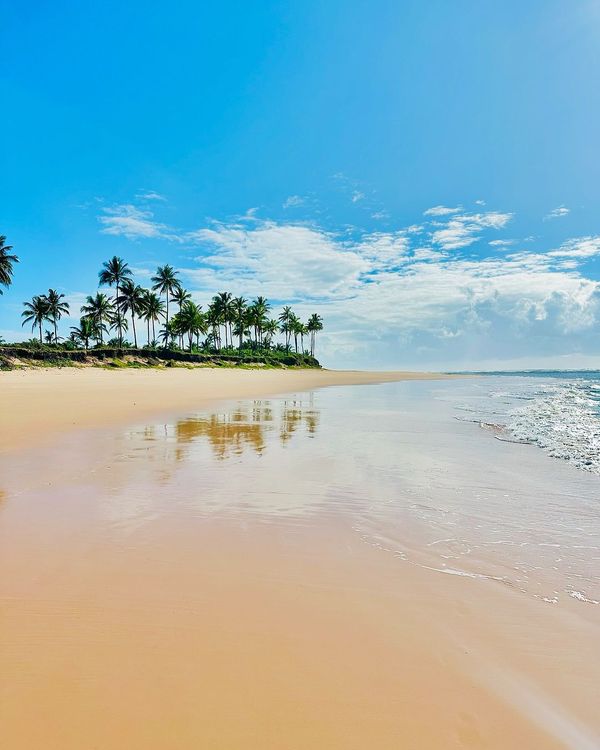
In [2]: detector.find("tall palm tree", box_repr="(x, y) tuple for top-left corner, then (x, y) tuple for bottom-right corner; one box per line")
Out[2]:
(70, 317), (96, 352)
(81, 292), (113, 345)
(176, 301), (207, 351)
(263, 319), (279, 348)
(0, 236), (18, 294)
(288, 313), (301, 353)
(22, 295), (50, 343)
(297, 322), (308, 353)
(232, 296), (247, 349)
(171, 286), (191, 347)
(151, 265), (179, 329)
(307, 313), (323, 357)
(212, 292), (233, 348)
(108, 309), (128, 345)
(279, 306), (293, 349)
(99, 256), (132, 347)
(206, 301), (221, 350)
(44, 289), (70, 343)
(117, 279), (145, 348)
(140, 290), (165, 346)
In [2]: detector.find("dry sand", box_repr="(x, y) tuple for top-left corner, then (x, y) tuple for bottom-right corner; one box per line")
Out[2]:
(0, 367), (444, 452)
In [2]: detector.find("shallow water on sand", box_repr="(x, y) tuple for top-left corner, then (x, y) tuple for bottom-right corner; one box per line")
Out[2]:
(1, 379), (599, 749)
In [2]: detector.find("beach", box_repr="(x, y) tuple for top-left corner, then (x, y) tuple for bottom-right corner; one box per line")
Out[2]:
(1, 371), (599, 749)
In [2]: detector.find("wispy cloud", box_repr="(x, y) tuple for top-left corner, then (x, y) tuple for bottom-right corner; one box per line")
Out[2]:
(545, 205), (570, 220)
(98, 204), (178, 241)
(548, 236), (600, 258)
(423, 205), (463, 216)
(351, 190), (365, 203)
(136, 190), (167, 202)
(283, 195), (305, 209)
(431, 211), (513, 250)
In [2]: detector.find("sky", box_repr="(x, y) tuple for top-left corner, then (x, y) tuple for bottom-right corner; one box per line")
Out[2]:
(2, 0), (600, 369)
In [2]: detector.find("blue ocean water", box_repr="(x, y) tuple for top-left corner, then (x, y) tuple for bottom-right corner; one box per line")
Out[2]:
(455, 371), (600, 474)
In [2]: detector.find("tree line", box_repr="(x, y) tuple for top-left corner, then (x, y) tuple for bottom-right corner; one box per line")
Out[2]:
(1, 241), (323, 357)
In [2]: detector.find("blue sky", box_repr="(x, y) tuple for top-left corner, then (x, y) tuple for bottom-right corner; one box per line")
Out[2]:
(2, 0), (600, 368)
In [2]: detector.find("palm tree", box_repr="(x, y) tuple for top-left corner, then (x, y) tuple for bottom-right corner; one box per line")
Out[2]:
(171, 285), (191, 346)
(307, 313), (323, 357)
(140, 290), (165, 346)
(288, 313), (302, 353)
(99, 256), (132, 347)
(296, 321), (308, 353)
(211, 292), (233, 347)
(70, 317), (96, 352)
(151, 265), (179, 329)
(22, 295), (50, 343)
(176, 301), (207, 351)
(44, 289), (70, 343)
(108, 309), (128, 345)
(0, 236), (18, 294)
(263, 319), (279, 348)
(81, 293), (113, 345)
(117, 279), (145, 348)
(206, 301), (221, 350)
(44, 330), (55, 345)
(158, 319), (177, 348)
(232, 296), (247, 349)
(279, 306), (293, 349)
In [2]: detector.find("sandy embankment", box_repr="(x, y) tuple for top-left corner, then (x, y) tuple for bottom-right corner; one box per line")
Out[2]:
(0, 367), (443, 452)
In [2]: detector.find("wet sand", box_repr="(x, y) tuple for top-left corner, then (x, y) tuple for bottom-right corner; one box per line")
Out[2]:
(0, 367), (442, 453)
(1, 377), (599, 749)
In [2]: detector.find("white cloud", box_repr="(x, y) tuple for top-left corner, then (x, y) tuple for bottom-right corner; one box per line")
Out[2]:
(545, 205), (570, 220)
(431, 211), (513, 250)
(424, 205), (463, 216)
(351, 190), (365, 203)
(99, 204), (174, 240)
(136, 190), (167, 202)
(489, 239), (515, 247)
(177, 214), (600, 367)
(283, 195), (305, 209)
(548, 236), (600, 259)
(371, 211), (388, 220)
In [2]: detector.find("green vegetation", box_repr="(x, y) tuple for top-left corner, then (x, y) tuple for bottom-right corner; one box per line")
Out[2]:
(0, 240), (324, 369)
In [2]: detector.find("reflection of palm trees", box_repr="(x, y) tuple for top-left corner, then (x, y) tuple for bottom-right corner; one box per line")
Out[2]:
(135, 397), (320, 460)
(175, 412), (266, 460)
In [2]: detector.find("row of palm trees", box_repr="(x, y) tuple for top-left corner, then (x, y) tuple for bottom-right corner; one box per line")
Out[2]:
(17, 256), (324, 357)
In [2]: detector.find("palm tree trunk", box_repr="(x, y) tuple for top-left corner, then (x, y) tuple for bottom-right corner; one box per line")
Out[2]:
(54, 317), (58, 344)
(39, 321), (43, 344)
(131, 312), (137, 347)
(166, 291), (169, 327)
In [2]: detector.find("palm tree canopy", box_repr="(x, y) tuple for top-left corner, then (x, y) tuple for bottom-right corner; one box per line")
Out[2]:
(171, 286), (191, 307)
(117, 279), (145, 315)
(307, 313), (323, 332)
(81, 292), (113, 320)
(98, 256), (132, 287)
(151, 264), (179, 295)
(0, 235), (19, 292)
(44, 289), (70, 320)
(21, 296), (50, 330)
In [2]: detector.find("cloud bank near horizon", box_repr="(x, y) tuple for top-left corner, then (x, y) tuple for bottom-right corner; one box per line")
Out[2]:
(87, 197), (600, 368)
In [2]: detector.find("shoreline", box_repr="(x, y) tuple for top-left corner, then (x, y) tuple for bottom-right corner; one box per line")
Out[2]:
(0, 367), (453, 453)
